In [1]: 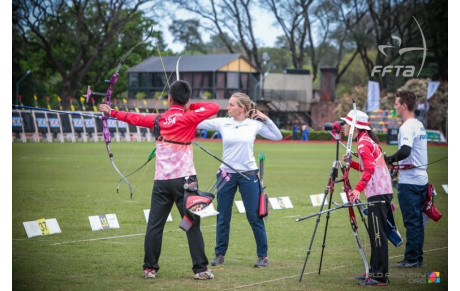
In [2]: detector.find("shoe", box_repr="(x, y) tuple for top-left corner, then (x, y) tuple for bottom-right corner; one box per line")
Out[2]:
(210, 254), (225, 266)
(143, 268), (156, 279)
(358, 278), (388, 286)
(254, 257), (269, 267)
(355, 273), (367, 280)
(390, 259), (421, 268)
(194, 269), (214, 280)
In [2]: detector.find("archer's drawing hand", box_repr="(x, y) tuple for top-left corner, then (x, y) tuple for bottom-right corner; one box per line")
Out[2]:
(250, 109), (267, 121)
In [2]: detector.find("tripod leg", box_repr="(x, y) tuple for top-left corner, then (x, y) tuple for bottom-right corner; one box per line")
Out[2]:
(318, 185), (335, 275)
(299, 161), (338, 282)
(299, 184), (331, 282)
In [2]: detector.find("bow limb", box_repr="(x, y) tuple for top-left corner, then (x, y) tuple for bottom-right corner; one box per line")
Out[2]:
(154, 52), (182, 113)
(345, 100), (358, 208)
(116, 148), (156, 194)
(102, 27), (153, 198)
(102, 116), (133, 198)
(344, 100), (369, 279)
(345, 100), (357, 168)
(107, 143), (133, 198)
(175, 55), (182, 81)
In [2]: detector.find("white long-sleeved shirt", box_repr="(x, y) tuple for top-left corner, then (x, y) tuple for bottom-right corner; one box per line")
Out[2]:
(198, 117), (282, 172)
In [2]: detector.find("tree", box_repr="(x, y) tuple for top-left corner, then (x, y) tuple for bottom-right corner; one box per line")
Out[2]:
(171, 0), (262, 70)
(334, 0), (447, 90)
(261, 0), (314, 75)
(336, 50), (376, 96)
(257, 47), (291, 73)
(396, 78), (447, 132)
(205, 33), (240, 54)
(169, 19), (207, 54)
(13, 0), (157, 109)
(261, 0), (359, 83)
(415, 0), (448, 81)
(334, 85), (369, 119)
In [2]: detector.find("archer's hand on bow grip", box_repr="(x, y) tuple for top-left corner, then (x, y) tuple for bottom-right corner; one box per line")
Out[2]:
(99, 104), (112, 116)
(348, 189), (360, 204)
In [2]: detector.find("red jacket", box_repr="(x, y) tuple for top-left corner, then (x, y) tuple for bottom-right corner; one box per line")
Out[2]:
(110, 102), (219, 180)
(350, 131), (393, 197)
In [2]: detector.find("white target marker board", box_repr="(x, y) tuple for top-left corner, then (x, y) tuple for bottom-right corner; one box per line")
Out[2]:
(23, 218), (61, 238)
(88, 214), (119, 231)
(235, 201), (245, 213)
(143, 210), (173, 223)
(340, 192), (349, 204)
(269, 196), (293, 209)
(310, 194), (327, 207)
(442, 184), (448, 194)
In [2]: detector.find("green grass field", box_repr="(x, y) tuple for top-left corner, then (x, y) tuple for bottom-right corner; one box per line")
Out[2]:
(12, 140), (448, 290)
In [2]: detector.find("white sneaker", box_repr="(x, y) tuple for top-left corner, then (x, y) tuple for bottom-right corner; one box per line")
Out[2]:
(193, 269), (214, 280)
(143, 268), (156, 278)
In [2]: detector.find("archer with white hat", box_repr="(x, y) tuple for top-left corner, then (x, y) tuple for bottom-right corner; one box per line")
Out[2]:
(341, 109), (393, 286)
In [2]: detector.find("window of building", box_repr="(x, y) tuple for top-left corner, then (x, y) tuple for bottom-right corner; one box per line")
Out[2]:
(227, 72), (239, 88)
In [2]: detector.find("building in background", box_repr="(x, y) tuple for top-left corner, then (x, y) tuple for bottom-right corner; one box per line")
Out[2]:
(127, 54), (314, 129)
(127, 54), (259, 100)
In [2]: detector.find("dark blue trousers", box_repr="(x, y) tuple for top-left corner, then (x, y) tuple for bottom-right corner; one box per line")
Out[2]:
(397, 183), (427, 264)
(214, 170), (268, 258)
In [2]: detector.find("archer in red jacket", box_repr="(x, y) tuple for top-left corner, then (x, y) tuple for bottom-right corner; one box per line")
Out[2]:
(99, 80), (219, 280)
(341, 110), (393, 286)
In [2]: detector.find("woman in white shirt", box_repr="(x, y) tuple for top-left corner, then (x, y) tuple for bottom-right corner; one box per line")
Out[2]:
(198, 92), (282, 268)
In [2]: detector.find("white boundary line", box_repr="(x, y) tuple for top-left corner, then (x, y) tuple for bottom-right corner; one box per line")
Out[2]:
(49, 224), (217, 246)
(223, 265), (348, 290)
(50, 233), (144, 246)
(224, 246), (448, 290)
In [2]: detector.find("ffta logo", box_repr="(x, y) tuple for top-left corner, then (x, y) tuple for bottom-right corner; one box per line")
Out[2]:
(371, 16), (428, 78)
(427, 272), (440, 283)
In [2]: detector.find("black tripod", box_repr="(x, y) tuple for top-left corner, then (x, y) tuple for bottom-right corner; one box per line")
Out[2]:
(296, 130), (369, 283)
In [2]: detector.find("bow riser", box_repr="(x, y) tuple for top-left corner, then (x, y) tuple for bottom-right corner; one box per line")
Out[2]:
(103, 73), (120, 106)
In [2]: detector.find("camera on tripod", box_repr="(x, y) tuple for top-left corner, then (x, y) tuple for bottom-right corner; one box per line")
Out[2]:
(324, 120), (345, 131)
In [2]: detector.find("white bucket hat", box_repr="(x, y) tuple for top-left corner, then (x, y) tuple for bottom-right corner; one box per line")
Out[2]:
(340, 110), (371, 130)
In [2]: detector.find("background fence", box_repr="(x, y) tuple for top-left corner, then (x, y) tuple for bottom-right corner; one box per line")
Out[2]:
(12, 109), (155, 143)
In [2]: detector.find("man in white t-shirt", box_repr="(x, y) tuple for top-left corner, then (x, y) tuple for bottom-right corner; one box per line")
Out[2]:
(385, 90), (428, 268)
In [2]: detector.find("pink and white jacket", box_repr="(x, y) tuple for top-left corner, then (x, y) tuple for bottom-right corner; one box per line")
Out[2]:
(350, 131), (393, 198)
(110, 102), (219, 180)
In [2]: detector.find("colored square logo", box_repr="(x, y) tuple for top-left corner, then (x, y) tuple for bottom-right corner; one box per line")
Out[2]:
(73, 118), (83, 128)
(427, 272), (440, 283)
(85, 119), (94, 128)
(49, 118), (60, 128)
(12, 116), (22, 127)
(37, 117), (48, 128)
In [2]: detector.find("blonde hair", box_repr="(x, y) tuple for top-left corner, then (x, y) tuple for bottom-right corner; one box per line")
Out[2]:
(230, 92), (255, 117)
